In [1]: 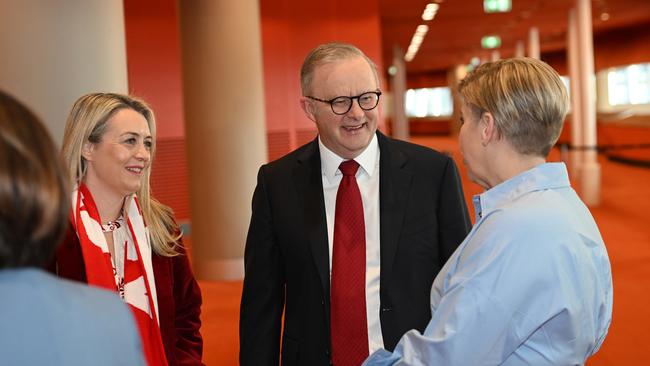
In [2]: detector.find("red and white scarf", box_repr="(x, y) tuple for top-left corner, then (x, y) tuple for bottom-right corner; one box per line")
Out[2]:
(72, 183), (168, 366)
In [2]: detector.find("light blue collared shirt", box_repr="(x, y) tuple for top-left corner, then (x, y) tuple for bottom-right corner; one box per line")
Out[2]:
(364, 163), (613, 365)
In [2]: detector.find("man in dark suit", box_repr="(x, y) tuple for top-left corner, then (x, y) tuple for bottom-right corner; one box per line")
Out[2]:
(240, 42), (471, 366)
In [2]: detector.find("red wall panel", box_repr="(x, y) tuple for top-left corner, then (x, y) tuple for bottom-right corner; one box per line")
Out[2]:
(124, 0), (189, 220)
(260, 0), (385, 155)
(123, 0), (185, 139)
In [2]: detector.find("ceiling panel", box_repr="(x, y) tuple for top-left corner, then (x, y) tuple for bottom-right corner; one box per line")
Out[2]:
(379, 0), (650, 74)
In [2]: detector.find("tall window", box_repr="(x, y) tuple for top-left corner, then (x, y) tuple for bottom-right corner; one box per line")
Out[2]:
(405, 87), (453, 117)
(607, 63), (650, 106)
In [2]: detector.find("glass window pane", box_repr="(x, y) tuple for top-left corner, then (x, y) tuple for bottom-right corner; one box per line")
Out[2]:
(607, 62), (650, 106)
(405, 87), (453, 117)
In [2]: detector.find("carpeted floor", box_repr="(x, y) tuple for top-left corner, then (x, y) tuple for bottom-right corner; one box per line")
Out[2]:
(197, 134), (650, 365)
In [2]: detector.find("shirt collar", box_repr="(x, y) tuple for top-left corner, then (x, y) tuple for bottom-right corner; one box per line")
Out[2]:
(319, 133), (379, 182)
(473, 162), (571, 221)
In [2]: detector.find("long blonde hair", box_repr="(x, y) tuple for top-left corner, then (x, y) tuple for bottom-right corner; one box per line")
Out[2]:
(61, 93), (180, 256)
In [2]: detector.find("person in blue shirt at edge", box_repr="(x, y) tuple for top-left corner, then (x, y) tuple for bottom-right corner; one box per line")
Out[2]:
(0, 90), (145, 365)
(364, 57), (613, 365)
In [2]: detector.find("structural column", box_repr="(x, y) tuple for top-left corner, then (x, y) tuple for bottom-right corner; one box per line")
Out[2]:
(0, 0), (127, 143)
(515, 41), (526, 58)
(178, 0), (267, 280)
(447, 64), (468, 135)
(391, 45), (409, 140)
(576, 0), (601, 205)
(528, 27), (540, 59)
(567, 8), (583, 177)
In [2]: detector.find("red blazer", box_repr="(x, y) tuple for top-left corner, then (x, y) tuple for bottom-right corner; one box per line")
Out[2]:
(51, 227), (204, 366)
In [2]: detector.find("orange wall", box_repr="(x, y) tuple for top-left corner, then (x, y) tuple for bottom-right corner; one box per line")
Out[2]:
(260, 0), (384, 158)
(123, 0), (190, 219)
(407, 70), (449, 89)
(123, 0), (185, 139)
(593, 21), (650, 71)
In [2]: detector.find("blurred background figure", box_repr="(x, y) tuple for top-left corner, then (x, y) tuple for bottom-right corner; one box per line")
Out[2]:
(364, 58), (613, 365)
(51, 93), (203, 366)
(0, 90), (145, 366)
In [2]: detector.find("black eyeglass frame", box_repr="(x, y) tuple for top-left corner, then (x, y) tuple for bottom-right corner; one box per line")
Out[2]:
(305, 91), (382, 115)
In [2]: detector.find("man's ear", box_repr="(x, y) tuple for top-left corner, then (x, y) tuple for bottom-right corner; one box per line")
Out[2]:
(81, 142), (95, 161)
(480, 112), (499, 145)
(299, 97), (317, 123)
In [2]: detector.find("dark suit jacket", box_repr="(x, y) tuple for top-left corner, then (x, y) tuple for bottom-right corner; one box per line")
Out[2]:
(51, 226), (204, 366)
(240, 131), (471, 366)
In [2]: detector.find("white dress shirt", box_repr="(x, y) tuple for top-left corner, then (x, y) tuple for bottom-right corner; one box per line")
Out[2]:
(319, 134), (384, 353)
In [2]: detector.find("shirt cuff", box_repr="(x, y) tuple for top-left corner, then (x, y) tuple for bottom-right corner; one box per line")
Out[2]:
(363, 348), (401, 366)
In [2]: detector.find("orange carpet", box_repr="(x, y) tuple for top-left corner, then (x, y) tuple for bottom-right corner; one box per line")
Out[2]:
(197, 134), (650, 365)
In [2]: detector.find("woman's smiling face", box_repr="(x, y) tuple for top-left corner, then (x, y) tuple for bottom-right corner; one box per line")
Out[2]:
(82, 108), (152, 200)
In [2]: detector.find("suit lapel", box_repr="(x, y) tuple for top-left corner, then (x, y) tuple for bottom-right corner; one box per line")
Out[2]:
(293, 139), (330, 302)
(377, 132), (412, 291)
(291, 133), (412, 331)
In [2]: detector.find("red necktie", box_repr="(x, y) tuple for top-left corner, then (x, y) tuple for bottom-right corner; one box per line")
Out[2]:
(331, 160), (369, 366)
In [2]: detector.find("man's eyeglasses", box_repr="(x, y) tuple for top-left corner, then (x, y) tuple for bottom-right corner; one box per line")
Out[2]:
(306, 91), (382, 115)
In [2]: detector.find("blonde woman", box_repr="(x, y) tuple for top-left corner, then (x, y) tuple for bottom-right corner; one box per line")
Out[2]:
(51, 93), (203, 366)
(364, 58), (612, 365)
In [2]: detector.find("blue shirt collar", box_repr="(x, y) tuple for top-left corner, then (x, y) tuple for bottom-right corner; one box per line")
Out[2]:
(473, 162), (571, 221)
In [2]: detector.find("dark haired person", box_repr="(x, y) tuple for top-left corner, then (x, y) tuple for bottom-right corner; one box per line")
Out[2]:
(0, 90), (145, 365)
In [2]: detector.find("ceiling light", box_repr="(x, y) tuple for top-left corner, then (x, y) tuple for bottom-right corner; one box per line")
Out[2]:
(422, 3), (440, 21)
(406, 2), (440, 62)
(600, 12), (610, 21)
(484, 0), (511, 13)
(481, 35), (501, 49)
(405, 53), (415, 62)
(404, 24), (430, 62)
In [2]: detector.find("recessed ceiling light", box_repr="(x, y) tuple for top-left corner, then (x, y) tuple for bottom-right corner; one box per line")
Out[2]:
(422, 3), (440, 21)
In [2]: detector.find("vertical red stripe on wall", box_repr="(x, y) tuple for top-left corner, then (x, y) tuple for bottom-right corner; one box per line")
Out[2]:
(150, 138), (190, 221)
(267, 131), (292, 162)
